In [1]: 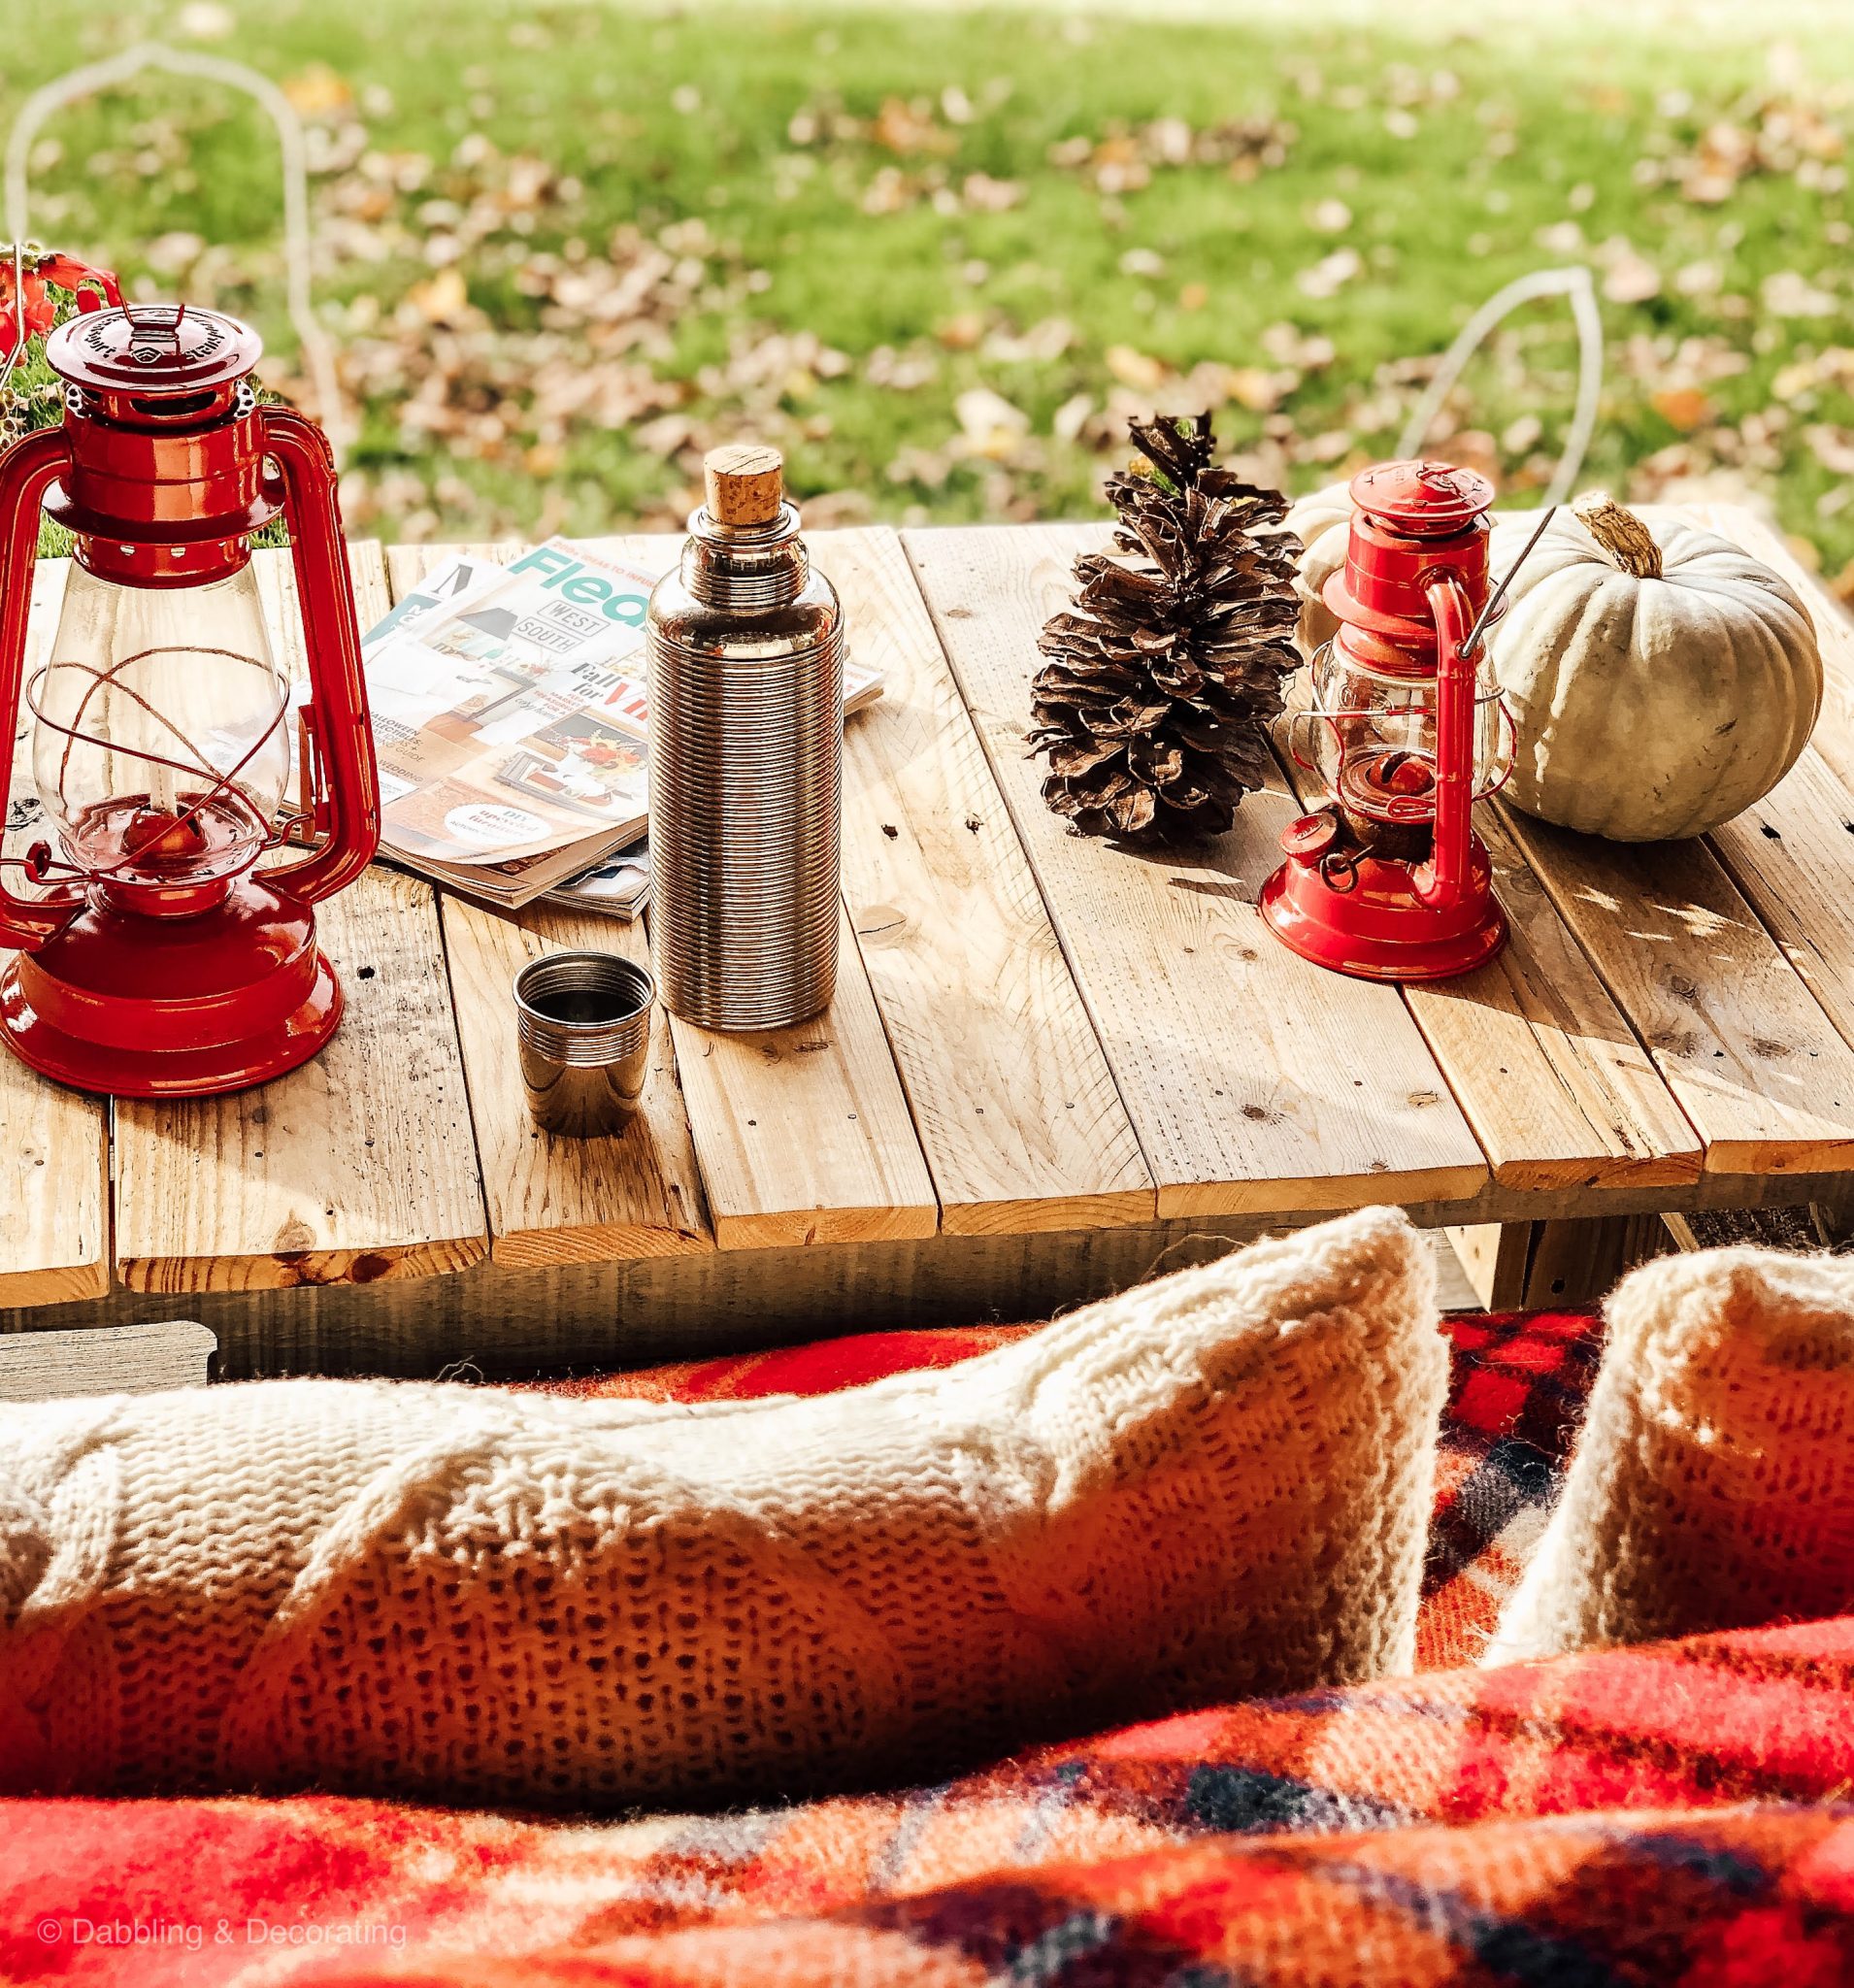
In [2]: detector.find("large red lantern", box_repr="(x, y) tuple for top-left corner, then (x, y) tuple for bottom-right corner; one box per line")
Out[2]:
(1262, 459), (1513, 982)
(0, 302), (379, 1096)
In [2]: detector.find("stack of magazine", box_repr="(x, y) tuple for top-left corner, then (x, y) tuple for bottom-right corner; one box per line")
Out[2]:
(334, 538), (882, 918)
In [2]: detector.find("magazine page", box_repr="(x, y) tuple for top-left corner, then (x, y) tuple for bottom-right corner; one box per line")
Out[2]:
(359, 549), (510, 656)
(413, 826), (622, 905)
(546, 838), (650, 919)
(844, 651), (882, 712)
(360, 540), (662, 867)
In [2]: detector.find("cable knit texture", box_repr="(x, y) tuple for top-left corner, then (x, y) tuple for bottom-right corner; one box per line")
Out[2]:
(0, 1207), (1444, 1808)
(1488, 1244), (1854, 1664)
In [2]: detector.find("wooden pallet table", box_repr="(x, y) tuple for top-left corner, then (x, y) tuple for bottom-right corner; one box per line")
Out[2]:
(4, 506), (1853, 1375)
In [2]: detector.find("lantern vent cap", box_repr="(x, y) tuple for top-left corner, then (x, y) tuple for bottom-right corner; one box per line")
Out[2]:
(1348, 458), (1495, 536)
(44, 304), (263, 397)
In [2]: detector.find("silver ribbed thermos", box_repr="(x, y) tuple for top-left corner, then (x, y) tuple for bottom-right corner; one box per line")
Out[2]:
(647, 445), (844, 1030)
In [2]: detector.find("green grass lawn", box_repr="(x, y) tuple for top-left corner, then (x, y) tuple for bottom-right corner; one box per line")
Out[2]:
(5, 0), (1853, 587)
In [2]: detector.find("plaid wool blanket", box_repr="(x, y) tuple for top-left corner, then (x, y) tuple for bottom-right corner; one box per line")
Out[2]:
(5, 1309), (1851, 1986)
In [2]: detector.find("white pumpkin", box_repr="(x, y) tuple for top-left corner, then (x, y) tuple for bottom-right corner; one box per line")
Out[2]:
(1488, 496), (1822, 843)
(1283, 480), (1356, 657)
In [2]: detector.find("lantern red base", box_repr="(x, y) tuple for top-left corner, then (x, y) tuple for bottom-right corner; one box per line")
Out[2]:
(1260, 827), (1508, 982)
(0, 875), (344, 1098)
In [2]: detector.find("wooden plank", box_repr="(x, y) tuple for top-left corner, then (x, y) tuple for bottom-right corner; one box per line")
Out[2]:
(440, 896), (712, 1267)
(1499, 804), (1854, 1176)
(1677, 511), (1854, 1106)
(1449, 1214), (1673, 1311)
(1428, 1232), (1482, 1311)
(111, 545), (489, 1293)
(0, 556), (111, 1307)
(17, 1161), (1854, 1379)
(905, 523), (1489, 1217)
(1708, 752), (1854, 1081)
(1401, 809), (1703, 1192)
(667, 902), (941, 1249)
(1275, 648), (1702, 1197)
(1495, 505), (1854, 1181)
(0, 1319), (215, 1400)
(817, 526), (1153, 1234)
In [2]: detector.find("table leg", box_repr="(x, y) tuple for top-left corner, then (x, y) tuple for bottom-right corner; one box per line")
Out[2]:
(1442, 1224), (1531, 1309)
(1446, 1216), (1676, 1312)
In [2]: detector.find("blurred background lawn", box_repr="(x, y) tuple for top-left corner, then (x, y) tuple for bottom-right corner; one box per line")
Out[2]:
(6, 0), (1853, 596)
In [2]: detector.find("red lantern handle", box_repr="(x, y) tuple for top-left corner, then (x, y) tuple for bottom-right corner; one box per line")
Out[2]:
(258, 405), (381, 905)
(0, 424), (85, 948)
(1415, 571), (1476, 914)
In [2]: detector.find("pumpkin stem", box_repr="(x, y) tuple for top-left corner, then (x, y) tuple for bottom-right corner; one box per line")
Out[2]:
(1572, 491), (1664, 580)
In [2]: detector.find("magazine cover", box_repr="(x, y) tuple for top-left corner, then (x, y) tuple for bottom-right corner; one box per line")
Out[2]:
(357, 542), (660, 868)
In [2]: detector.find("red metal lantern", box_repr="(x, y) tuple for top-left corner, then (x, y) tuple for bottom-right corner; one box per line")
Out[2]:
(1261, 459), (1513, 981)
(0, 302), (380, 1096)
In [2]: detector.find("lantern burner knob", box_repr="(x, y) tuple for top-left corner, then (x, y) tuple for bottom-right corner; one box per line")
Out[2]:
(124, 805), (210, 867)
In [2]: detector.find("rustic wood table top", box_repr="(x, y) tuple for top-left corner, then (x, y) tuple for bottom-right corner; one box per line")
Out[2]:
(5, 504), (1854, 1310)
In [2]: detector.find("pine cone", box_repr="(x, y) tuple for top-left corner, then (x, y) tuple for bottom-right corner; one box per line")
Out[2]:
(1028, 413), (1303, 844)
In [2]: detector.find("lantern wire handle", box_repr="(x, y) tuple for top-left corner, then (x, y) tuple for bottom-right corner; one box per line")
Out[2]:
(1395, 266), (1604, 510)
(3, 42), (348, 461)
(1459, 504), (1558, 659)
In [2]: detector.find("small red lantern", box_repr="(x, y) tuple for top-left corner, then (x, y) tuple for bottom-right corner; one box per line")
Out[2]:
(1261, 459), (1513, 981)
(0, 302), (380, 1096)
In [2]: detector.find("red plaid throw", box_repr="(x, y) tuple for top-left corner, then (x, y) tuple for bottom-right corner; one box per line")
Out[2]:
(8, 1306), (1851, 1985)
(5, 1614), (1850, 1984)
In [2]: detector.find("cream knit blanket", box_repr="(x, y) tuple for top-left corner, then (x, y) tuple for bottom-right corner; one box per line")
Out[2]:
(1490, 1243), (1854, 1663)
(0, 1207), (1445, 1808)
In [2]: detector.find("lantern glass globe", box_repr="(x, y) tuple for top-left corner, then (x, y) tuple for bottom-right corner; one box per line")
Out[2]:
(1293, 635), (1511, 859)
(31, 560), (291, 889)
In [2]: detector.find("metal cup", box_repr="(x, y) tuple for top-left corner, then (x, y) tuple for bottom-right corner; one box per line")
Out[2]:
(513, 950), (654, 1138)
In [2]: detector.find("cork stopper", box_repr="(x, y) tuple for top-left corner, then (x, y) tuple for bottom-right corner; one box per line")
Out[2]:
(704, 443), (784, 527)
